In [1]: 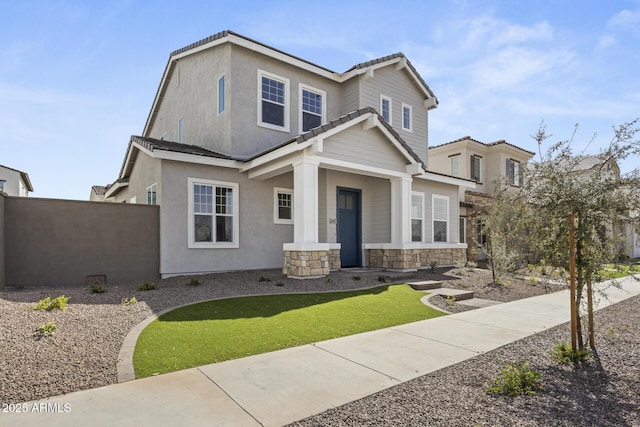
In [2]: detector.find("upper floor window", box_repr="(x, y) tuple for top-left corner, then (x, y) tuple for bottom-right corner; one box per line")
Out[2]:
(258, 70), (290, 132)
(178, 117), (183, 144)
(300, 84), (325, 132)
(411, 192), (424, 242)
(147, 183), (157, 205)
(380, 94), (392, 125)
(218, 75), (225, 115)
(0, 181), (4, 192)
(450, 154), (460, 177)
(188, 178), (239, 248)
(432, 195), (449, 243)
(506, 158), (521, 186)
(402, 103), (412, 132)
(470, 154), (481, 182)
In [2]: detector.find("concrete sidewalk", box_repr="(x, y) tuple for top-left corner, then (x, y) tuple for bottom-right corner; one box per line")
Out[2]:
(4, 276), (639, 427)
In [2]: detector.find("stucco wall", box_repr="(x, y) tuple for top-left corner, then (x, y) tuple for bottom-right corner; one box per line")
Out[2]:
(0, 193), (5, 288)
(4, 197), (159, 287)
(159, 160), (294, 277)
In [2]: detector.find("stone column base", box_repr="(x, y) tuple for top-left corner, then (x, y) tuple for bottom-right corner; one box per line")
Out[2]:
(283, 248), (341, 278)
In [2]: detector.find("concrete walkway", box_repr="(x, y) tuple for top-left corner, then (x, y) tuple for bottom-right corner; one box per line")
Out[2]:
(4, 276), (640, 427)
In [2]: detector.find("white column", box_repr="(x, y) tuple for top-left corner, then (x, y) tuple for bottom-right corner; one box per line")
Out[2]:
(390, 176), (412, 244)
(293, 158), (319, 243)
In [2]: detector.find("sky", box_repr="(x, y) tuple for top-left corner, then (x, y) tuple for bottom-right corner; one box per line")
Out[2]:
(1, 0), (639, 200)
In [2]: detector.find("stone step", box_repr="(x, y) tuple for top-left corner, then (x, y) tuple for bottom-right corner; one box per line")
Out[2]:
(429, 287), (475, 301)
(408, 280), (443, 290)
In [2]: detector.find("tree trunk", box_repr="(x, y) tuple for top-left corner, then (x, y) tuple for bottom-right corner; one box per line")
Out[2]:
(569, 214), (578, 352)
(587, 276), (595, 348)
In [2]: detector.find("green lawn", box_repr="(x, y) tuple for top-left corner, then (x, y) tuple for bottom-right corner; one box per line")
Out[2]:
(133, 284), (445, 378)
(600, 262), (640, 279)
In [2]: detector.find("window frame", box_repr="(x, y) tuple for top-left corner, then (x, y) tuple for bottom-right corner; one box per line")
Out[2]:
(187, 177), (239, 249)
(432, 194), (449, 243)
(450, 154), (460, 177)
(274, 187), (294, 225)
(470, 154), (481, 182)
(257, 70), (290, 132)
(217, 75), (225, 116)
(146, 183), (157, 206)
(506, 158), (521, 186)
(401, 103), (412, 132)
(411, 191), (424, 242)
(178, 117), (183, 144)
(299, 83), (326, 132)
(380, 94), (392, 125)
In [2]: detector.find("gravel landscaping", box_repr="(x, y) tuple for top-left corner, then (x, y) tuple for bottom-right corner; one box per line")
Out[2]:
(2, 267), (638, 426)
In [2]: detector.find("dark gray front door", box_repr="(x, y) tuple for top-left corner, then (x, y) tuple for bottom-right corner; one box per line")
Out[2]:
(337, 188), (361, 267)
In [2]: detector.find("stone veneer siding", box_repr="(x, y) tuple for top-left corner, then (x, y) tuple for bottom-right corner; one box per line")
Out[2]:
(283, 249), (341, 277)
(365, 248), (467, 271)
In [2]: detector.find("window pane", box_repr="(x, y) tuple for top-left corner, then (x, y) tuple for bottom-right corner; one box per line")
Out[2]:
(381, 99), (390, 121)
(216, 187), (233, 214)
(262, 101), (285, 126)
(216, 216), (233, 242)
(450, 156), (459, 176)
(411, 194), (423, 218)
(302, 112), (321, 131)
(194, 184), (212, 214)
(434, 221), (447, 242)
(302, 89), (322, 114)
(218, 76), (225, 114)
(262, 77), (284, 104)
(403, 106), (411, 129)
(412, 219), (422, 242)
(278, 192), (292, 220)
(279, 206), (292, 220)
(459, 217), (466, 243)
(194, 215), (212, 242)
(433, 198), (448, 221)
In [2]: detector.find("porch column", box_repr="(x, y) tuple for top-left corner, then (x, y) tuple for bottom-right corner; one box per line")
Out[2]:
(293, 158), (319, 243)
(390, 176), (412, 244)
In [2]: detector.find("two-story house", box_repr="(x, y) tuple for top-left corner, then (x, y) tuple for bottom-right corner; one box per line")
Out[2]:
(429, 136), (535, 261)
(101, 30), (474, 278)
(0, 164), (33, 197)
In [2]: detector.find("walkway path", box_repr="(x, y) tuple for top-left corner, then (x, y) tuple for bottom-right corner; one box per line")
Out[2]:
(4, 276), (639, 427)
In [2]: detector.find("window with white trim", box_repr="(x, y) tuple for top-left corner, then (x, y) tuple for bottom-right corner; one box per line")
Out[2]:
(459, 217), (466, 243)
(147, 183), (157, 205)
(506, 158), (521, 186)
(178, 117), (183, 144)
(450, 154), (460, 177)
(411, 192), (424, 242)
(432, 195), (449, 242)
(218, 75), (225, 115)
(274, 187), (293, 224)
(402, 103), (412, 132)
(300, 84), (325, 132)
(380, 94), (392, 124)
(258, 70), (289, 131)
(188, 178), (239, 248)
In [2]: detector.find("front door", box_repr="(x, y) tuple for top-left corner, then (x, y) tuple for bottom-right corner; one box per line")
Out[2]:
(337, 188), (361, 267)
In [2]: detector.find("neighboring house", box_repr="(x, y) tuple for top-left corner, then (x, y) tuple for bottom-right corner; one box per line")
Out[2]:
(102, 30), (474, 278)
(0, 164), (33, 197)
(89, 185), (108, 202)
(428, 136), (535, 261)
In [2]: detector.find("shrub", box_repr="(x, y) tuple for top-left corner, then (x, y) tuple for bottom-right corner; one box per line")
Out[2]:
(378, 275), (387, 283)
(326, 277), (334, 285)
(32, 296), (69, 311)
(550, 341), (591, 364)
(258, 276), (271, 282)
(429, 261), (438, 273)
(137, 282), (158, 291)
(89, 285), (106, 293)
(466, 261), (478, 269)
(187, 277), (200, 286)
(121, 297), (138, 306)
(487, 361), (541, 396)
(275, 282), (284, 287)
(352, 276), (361, 281)
(35, 321), (57, 337)
(445, 295), (456, 307)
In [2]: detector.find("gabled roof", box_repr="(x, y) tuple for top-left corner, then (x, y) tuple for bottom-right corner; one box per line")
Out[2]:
(430, 135), (536, 157)
(91, 185), (107, 196)
(144, 30), (438, 135)
(0, 164), (34, 192)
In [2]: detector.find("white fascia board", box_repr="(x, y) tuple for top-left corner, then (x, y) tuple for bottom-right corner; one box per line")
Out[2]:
(152, 150), (242, 169)
(104, 180), (129, 198)
(316, 156), (407, 179)
(419, 171), (476, 188)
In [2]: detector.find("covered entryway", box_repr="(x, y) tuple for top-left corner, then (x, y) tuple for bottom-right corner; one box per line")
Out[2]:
(337, 188), (361, 267)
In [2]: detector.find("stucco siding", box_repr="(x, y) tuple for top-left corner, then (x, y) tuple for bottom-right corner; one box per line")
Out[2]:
(412, 179), (460, 243)
(147, 44), (232, 154)
(319, 125), (409, 173)
(159, 160), (293, 276)
(0, 168), (22, 197)
(358, 65), (429, 164)
(113, 151), (162, 204)
(228, 45), (342, 159)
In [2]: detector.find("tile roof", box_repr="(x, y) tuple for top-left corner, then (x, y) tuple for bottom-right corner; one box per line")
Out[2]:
(131, 136), (232, 159)
(430, 135), (536, 156)
(91, 185), (107, 196)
